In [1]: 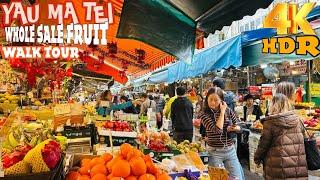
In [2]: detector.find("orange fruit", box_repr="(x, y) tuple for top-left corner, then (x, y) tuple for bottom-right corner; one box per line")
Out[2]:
(102, 153), (113, 163)
(139, 174), (156, 180)
(107, 173), (114, 180)
(125, 175), (137, 180)
(110, 177), (124, 180)
(79, 165), (91, 176)
(92, 173), (107, 180)
(89, 157), (105, 168)
(107, 156), (122, 173)
(112, 160), (131, 178)
(146, 161), (158, 175)
(130, 157), (147, 176)
(120, 143), (133, 158)
(157, 173), (172, 180)
(91, 164), (107, 177)
(143, 155), (152, 163)
(127, 149), (143, 161)
(78, 175), (91, 180)
(66, 171), (81, 180)
(81, 158), (91, 167)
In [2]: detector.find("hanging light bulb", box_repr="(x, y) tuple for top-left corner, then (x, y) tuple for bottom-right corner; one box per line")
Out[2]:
(260, 64), (268, 69)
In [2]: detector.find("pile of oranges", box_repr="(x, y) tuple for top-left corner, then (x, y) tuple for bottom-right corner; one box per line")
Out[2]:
(66, 143), (172, 180)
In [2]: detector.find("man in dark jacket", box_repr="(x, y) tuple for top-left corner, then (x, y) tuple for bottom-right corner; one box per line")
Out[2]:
(171, 86), (193, 143)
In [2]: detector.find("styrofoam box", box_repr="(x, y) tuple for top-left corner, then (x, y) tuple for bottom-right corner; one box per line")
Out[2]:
(97, 128), (138, 138)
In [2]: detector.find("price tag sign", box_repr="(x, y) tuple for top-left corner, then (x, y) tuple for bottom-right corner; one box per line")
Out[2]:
(54, 104), (71, 115)
(248, 114), (257, 122)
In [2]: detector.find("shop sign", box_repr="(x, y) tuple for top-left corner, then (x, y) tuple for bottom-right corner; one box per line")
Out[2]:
(54, 104), (71, 115)
(262, 3), (320, 57)
(310, 83), (320, 97)
(248, 86), (260, 96)
(0, 1), (114, 59)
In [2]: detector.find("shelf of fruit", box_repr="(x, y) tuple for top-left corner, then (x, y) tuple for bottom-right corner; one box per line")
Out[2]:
(0, 110), (68, 178)
(137, 131), (207, 162)
(65, 143), (172, 180)
(303, 109), (320, 130)
(295, 102), (317, 108)
(97, 120), (137, 138)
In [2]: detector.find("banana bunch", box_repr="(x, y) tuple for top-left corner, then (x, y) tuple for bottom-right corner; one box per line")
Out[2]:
(1, 131), (20, 150)
(25, 129), (55, 147)
(84, 105), (96, 115)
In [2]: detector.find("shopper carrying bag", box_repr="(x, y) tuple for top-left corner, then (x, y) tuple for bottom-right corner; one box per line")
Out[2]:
(300, 120), (320, 170)
(254, 93), (308, 180)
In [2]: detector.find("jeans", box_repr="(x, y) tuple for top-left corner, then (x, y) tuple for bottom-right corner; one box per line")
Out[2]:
(207, 146), (245, 180)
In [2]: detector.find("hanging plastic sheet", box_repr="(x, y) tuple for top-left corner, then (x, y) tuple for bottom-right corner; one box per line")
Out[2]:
(307, 6), (320, 22)
(132, 74), (150, 87)
(117, 0), (196, 64)
(241, 28), (277, 46)
(168, 35), (242, 83)
(147, 70), (168, 84)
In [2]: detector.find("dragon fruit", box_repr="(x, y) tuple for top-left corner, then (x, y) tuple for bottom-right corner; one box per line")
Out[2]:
(3, 145), (32, 169)
(41, 140), (61, 169)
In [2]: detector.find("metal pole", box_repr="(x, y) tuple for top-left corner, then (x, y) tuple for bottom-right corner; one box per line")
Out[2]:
(247, 67), (250, 87)
(199, 75), (204, 94)
(307, 60), (312, 102)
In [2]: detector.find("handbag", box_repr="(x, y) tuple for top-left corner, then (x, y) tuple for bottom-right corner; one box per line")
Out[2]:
(300, 120), (320, 170)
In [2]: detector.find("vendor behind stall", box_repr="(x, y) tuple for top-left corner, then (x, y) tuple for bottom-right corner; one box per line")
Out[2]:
(120, 95), (138, 114)
(96, 90), (134, 116)
(243, 94), (263, 121)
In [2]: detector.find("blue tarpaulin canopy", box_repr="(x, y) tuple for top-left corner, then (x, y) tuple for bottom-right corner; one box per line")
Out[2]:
(307, 5), (320, 21)
(147, 70), (168, 84)
(167, 35), (242, 83)
(241, 28), (277, 46)
(139, 28), (277, 84)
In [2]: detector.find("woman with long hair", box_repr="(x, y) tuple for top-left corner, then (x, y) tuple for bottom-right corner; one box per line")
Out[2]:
(199, 87), (244, 179)
(254, 93), (307, 179)
(276, 81), (296, 102)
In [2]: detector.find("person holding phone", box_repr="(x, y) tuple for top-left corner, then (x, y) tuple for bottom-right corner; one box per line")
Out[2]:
(199, 87), (244, 180)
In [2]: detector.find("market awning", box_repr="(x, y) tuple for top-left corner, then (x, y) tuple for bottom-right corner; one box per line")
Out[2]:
(147, 69), (169, 84)
(117, 0), (272, 64)
(72, 68), (113, 84)
(167, 35), (242, 83)
(241, 28), (277, 46)
(0, 0), (176, 78)
(81, 55), (128, 84)
(131, 74), (149, 87)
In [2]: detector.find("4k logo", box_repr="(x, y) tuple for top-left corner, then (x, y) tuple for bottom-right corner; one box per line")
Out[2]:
(263, 3), (315, 35)
(262, 3), (320, 57)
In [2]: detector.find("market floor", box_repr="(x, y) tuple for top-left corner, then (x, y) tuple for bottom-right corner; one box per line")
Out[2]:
(241, 160), (263, 180)
(243, 168), (263, 180)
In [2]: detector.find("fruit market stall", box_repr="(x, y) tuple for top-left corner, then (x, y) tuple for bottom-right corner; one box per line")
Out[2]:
(64, 143), (211, 180)
(0, 111), (67, 179)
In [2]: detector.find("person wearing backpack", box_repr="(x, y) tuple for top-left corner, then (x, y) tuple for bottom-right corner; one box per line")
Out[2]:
(139, 93), (156, 117)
